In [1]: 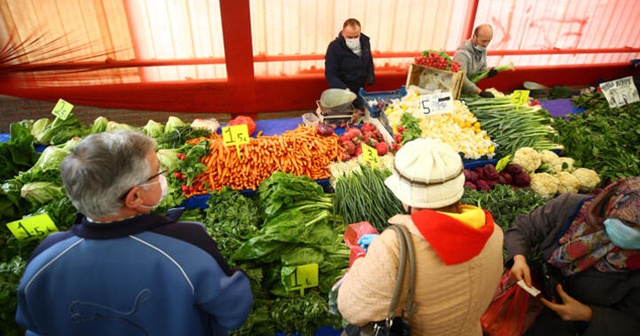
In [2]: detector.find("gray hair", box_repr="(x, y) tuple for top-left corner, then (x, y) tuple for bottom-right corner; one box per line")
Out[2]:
(60, 130), (157, 219)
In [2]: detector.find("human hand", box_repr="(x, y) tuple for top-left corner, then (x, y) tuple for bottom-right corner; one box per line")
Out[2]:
(479, 90), (495, 98)
(487, 67), (499, 78)
(357, 234), (379, 252)
(509, 255), (532, 287)
(541, 284), (593, 322)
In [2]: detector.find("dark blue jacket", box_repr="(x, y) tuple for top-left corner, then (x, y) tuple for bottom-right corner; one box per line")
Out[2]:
(16, 209), (252, 336)
(324, 32), (375, 94)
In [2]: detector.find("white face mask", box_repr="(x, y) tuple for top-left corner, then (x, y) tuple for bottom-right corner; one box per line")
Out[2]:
(139, 174), (168, 210)
(345, 37), (360, 50)
(473, 44), (487, 52)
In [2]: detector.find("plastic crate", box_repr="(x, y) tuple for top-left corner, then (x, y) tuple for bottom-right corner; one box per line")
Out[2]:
(359, 86), (407, 118)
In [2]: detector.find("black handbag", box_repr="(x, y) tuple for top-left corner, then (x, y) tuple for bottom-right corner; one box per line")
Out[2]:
(344, 224), (417, 336)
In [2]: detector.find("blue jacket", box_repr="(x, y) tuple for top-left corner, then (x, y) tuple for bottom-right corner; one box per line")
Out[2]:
(324, 32), (375, 94)
(16, 209), (252, 336)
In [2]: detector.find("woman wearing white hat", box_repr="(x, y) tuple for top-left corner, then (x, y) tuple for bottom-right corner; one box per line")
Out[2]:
(337, 138), (504, 335)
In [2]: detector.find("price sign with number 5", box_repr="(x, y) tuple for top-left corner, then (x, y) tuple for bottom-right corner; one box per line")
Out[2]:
(6, 213), (58, 240)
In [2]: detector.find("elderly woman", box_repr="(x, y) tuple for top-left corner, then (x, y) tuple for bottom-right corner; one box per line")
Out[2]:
(507, 177), (640, 336)
(16, 130), (252, 336)
(337, 138), (504, 335)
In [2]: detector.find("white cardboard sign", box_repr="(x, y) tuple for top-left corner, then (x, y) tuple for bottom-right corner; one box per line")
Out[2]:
(599, 76), (639, 108)
(419, 92), (454, 115)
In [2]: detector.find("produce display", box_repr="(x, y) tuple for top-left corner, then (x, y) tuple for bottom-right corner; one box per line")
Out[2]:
(384, 87), (496, 159)
(181, 125), (342, 196)
(552, 92), (640, 184)
(2, 85), (638, 336)
(464, 95), (561, 157)
(414, 50), (461, 72)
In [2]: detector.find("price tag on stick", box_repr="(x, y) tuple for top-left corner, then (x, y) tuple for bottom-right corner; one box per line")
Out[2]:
(284, 263), (319, 296)
(511, 90), (530, 108)
(362, 143), (380, 167)
(6, 213), (59, 240)
(222, 124), (250, 159)
(51, 98), (74, 120)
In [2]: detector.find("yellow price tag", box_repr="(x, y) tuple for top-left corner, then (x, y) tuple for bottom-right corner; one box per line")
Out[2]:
(222, 125), (250, 146)
(285, 263), (319, 295)
(362, 143), (380, 167)
(511, 90), (530, 106)
(51, 99), (74, 120)
(6, 213), (59, 240)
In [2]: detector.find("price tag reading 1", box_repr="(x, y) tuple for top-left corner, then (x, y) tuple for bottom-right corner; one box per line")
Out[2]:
(222, 124), (250, 159)
(511, 90), (530, 106)
(6, 213), (58, 240)
(51, 98), (74, 120)
(361, 143), (380, 167)
(285, 263), (319, 296)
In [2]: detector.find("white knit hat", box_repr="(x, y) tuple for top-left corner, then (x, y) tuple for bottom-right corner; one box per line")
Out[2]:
(385, 138), (465, 209)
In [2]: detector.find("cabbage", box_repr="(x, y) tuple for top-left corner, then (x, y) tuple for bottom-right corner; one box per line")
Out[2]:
(143, 120), (165, 139)
(164, 116), (187, 134)
(157, 148), (181, 172)
(89, 116), (109, 134)
(27, 146), (70, 174)
(106, 121), (137, 132)
(30, 118), (51, 139)
(20, 182), (65, 206)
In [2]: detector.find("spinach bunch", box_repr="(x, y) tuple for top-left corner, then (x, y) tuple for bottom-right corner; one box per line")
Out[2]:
(554, 93), (640, 183)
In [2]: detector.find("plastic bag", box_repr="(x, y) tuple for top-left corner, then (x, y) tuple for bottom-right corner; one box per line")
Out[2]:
(343, 221), (379, 267)
(481, 270), (544, 336)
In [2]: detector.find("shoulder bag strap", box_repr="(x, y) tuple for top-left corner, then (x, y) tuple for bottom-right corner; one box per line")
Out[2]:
(396, 224), (418, 319)
(386, 225), (407, 323)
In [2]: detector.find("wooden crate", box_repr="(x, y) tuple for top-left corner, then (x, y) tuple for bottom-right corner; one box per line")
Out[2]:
(405, 63), (464, 100)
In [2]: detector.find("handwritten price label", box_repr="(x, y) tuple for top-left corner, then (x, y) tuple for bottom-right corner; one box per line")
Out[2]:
(511, 90), (530, 106)
(6, 213), (58, 240)
(285, 263), (319, 295)
(51, 99), (74, 120)
(362, 143), (380, 167)
(419, 92), (453, 115)
(222, 125), (250, 146)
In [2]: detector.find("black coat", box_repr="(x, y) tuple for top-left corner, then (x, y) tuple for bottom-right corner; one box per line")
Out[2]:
(324, 32), (375, 97)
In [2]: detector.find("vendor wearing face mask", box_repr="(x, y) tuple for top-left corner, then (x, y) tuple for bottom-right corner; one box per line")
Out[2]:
(453, 24), (498, 98)
(325, 18), (375, 110)
(506, 177), (640, 336)
(16, 130), (252, 336)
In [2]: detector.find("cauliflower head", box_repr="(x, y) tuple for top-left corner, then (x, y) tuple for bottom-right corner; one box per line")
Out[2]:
(559, 157), (575, 172)
(555, 171), (581, 194)
(512, 147), (542, 173)
(572, 168), (601, 192)
(530, 173), (559, 199)
(538, 150), (563, 173)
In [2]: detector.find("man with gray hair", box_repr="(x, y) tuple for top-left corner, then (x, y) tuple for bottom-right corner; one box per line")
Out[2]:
(16, 130), (252, 336)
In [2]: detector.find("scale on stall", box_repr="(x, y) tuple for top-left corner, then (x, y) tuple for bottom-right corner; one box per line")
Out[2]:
(315, 89), (357, 124)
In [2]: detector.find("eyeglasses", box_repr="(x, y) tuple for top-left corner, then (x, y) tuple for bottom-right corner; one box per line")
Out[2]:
(120, 168), (168, 199)
(143, 169), (168, 183)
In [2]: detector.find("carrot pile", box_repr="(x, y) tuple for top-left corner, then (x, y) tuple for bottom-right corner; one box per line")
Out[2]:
(184, 125), (343, 195)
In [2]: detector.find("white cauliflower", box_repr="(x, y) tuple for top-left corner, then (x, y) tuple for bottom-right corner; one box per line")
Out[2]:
(538, 150), (563, 173)
(555, 172), (581, 194)
(512, 147), (542, 173)
(529, 173), (559, 199)
(559, 157), (575, 172)
(573, 168), (601, 192)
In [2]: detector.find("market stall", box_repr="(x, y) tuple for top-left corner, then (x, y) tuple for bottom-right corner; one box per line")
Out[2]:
(2, 68), (639, 335)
